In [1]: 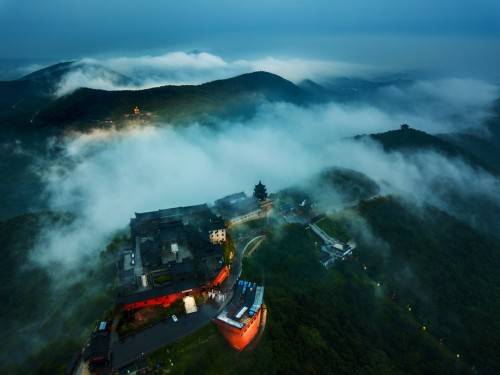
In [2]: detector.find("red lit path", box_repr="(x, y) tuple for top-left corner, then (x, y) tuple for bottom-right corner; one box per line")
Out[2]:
(111, 234), (265, 371)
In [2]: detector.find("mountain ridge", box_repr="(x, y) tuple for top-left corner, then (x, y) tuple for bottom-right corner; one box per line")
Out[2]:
(34, 71), (307, 126)
(355, 125), (500, 175)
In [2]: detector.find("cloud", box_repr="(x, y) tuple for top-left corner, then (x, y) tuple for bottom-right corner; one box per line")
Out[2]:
(232, 56), (370, 83)
(50, 51), (499, 135)
(53, 51), (373, 96)
(33, 100), (500, 269)
(376, 79), (500, 133)
(53, 64), (135, 96)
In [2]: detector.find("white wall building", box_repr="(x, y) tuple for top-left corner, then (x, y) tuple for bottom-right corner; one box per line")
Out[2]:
(209, 228), (227, 244)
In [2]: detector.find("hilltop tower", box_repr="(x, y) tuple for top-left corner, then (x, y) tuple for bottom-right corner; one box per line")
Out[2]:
(253, 181), (268, 202)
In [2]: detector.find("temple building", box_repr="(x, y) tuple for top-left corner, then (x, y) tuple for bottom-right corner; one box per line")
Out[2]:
(214, 280), (265, 351)
(117, 204), (229, 312)
(214, 182), (272, 227)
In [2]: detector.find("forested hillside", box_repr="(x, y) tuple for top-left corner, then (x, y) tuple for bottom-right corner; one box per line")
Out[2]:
(0, 213), (120, 374)
(146, 195), (500, 374)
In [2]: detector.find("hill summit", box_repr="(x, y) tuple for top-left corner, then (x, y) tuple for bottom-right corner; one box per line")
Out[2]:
(34, 71), (307, 126)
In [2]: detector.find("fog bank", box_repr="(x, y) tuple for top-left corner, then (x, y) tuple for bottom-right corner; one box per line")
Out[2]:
(33, 101), (500, 268)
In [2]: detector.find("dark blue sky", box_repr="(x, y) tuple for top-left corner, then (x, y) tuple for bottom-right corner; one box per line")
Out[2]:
(1, 0), (500, 78)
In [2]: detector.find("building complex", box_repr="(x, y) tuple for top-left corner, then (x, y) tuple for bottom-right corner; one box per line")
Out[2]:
(117, 203), (230, 312)
(79, 182), (271, 374)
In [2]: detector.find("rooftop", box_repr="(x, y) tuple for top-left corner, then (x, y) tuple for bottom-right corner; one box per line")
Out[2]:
(132, 204), (224, 237)
(214, 192), (247, 206)
(214, 192), (261, 219)
(118, 204), (226, 300)
(216, 280), (264, 329)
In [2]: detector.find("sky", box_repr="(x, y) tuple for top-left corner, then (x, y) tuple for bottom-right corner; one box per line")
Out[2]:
(1, 0), (500, 79)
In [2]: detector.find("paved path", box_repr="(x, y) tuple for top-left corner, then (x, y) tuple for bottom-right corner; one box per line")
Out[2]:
(309, 221), (355, 268)
(224, 234), (263, 289)
(243, 235), (265, 258)
(309, 223), (343, 247)
(112, 303), (219, 370)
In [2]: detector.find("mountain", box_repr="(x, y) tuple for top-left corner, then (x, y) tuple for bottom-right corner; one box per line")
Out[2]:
(0, 61), (133, 130)
(439, 132), (500, 173)
(34, 71), (307, 126)
(18, 61), (77, 86)
(438, 99), (500, 172)
(7, 169), (500, 374)
(354, 126), (500, 235)
(0, 62), (310, 130)
(356, 196), (500, 374)
(139, 194), (500, 374)
(297, 76), (406, 103)
(0, 212), (117, 373)
(485, 99), (500, 144)
(19, 61), (131, 88)
(359, 126), (465, 154)
(298, 79), (333, 101)
(356, 125), (499, 175)
(0, 69), (310, 218)
(303, 76), (414, 103)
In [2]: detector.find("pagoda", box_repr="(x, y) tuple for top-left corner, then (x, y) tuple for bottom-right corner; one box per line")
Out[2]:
(253, 181), (268, 202)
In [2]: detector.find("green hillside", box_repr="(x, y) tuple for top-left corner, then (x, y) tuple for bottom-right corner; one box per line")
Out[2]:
(357, 196), (500, 374)
(356, 126), (499, 175)
(0, 61), (133, 130)
(144, 194), (500, 374)
(439, 100), (500, 173)
(0, 212), (120, 374)
(35, 71), (307, 126)
(353, 126), (500, 236)
(2, 169), (500, 374)
(148, 195), (500, 375)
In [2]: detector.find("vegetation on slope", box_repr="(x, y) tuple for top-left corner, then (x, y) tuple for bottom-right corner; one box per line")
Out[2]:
(35, 71), (306, 126)
(356, 196), (500, 374)
(357, 126), (496, 175)
(150, 210), (480, 374)
(0, 213), (121, 374)
(2, 172), (499, 374)
(316, 167), (380, 203)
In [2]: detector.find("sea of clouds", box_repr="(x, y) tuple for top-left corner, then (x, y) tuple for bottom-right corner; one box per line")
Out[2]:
(34, 99), (500, 268)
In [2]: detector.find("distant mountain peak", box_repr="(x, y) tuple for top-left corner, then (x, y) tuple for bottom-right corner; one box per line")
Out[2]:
(18, 61), (133, 91)
(356, 125), (498, 175)
(19, 61), (76, 82)
(214, 70), (294, 83)
(200, 71), (303, 96)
